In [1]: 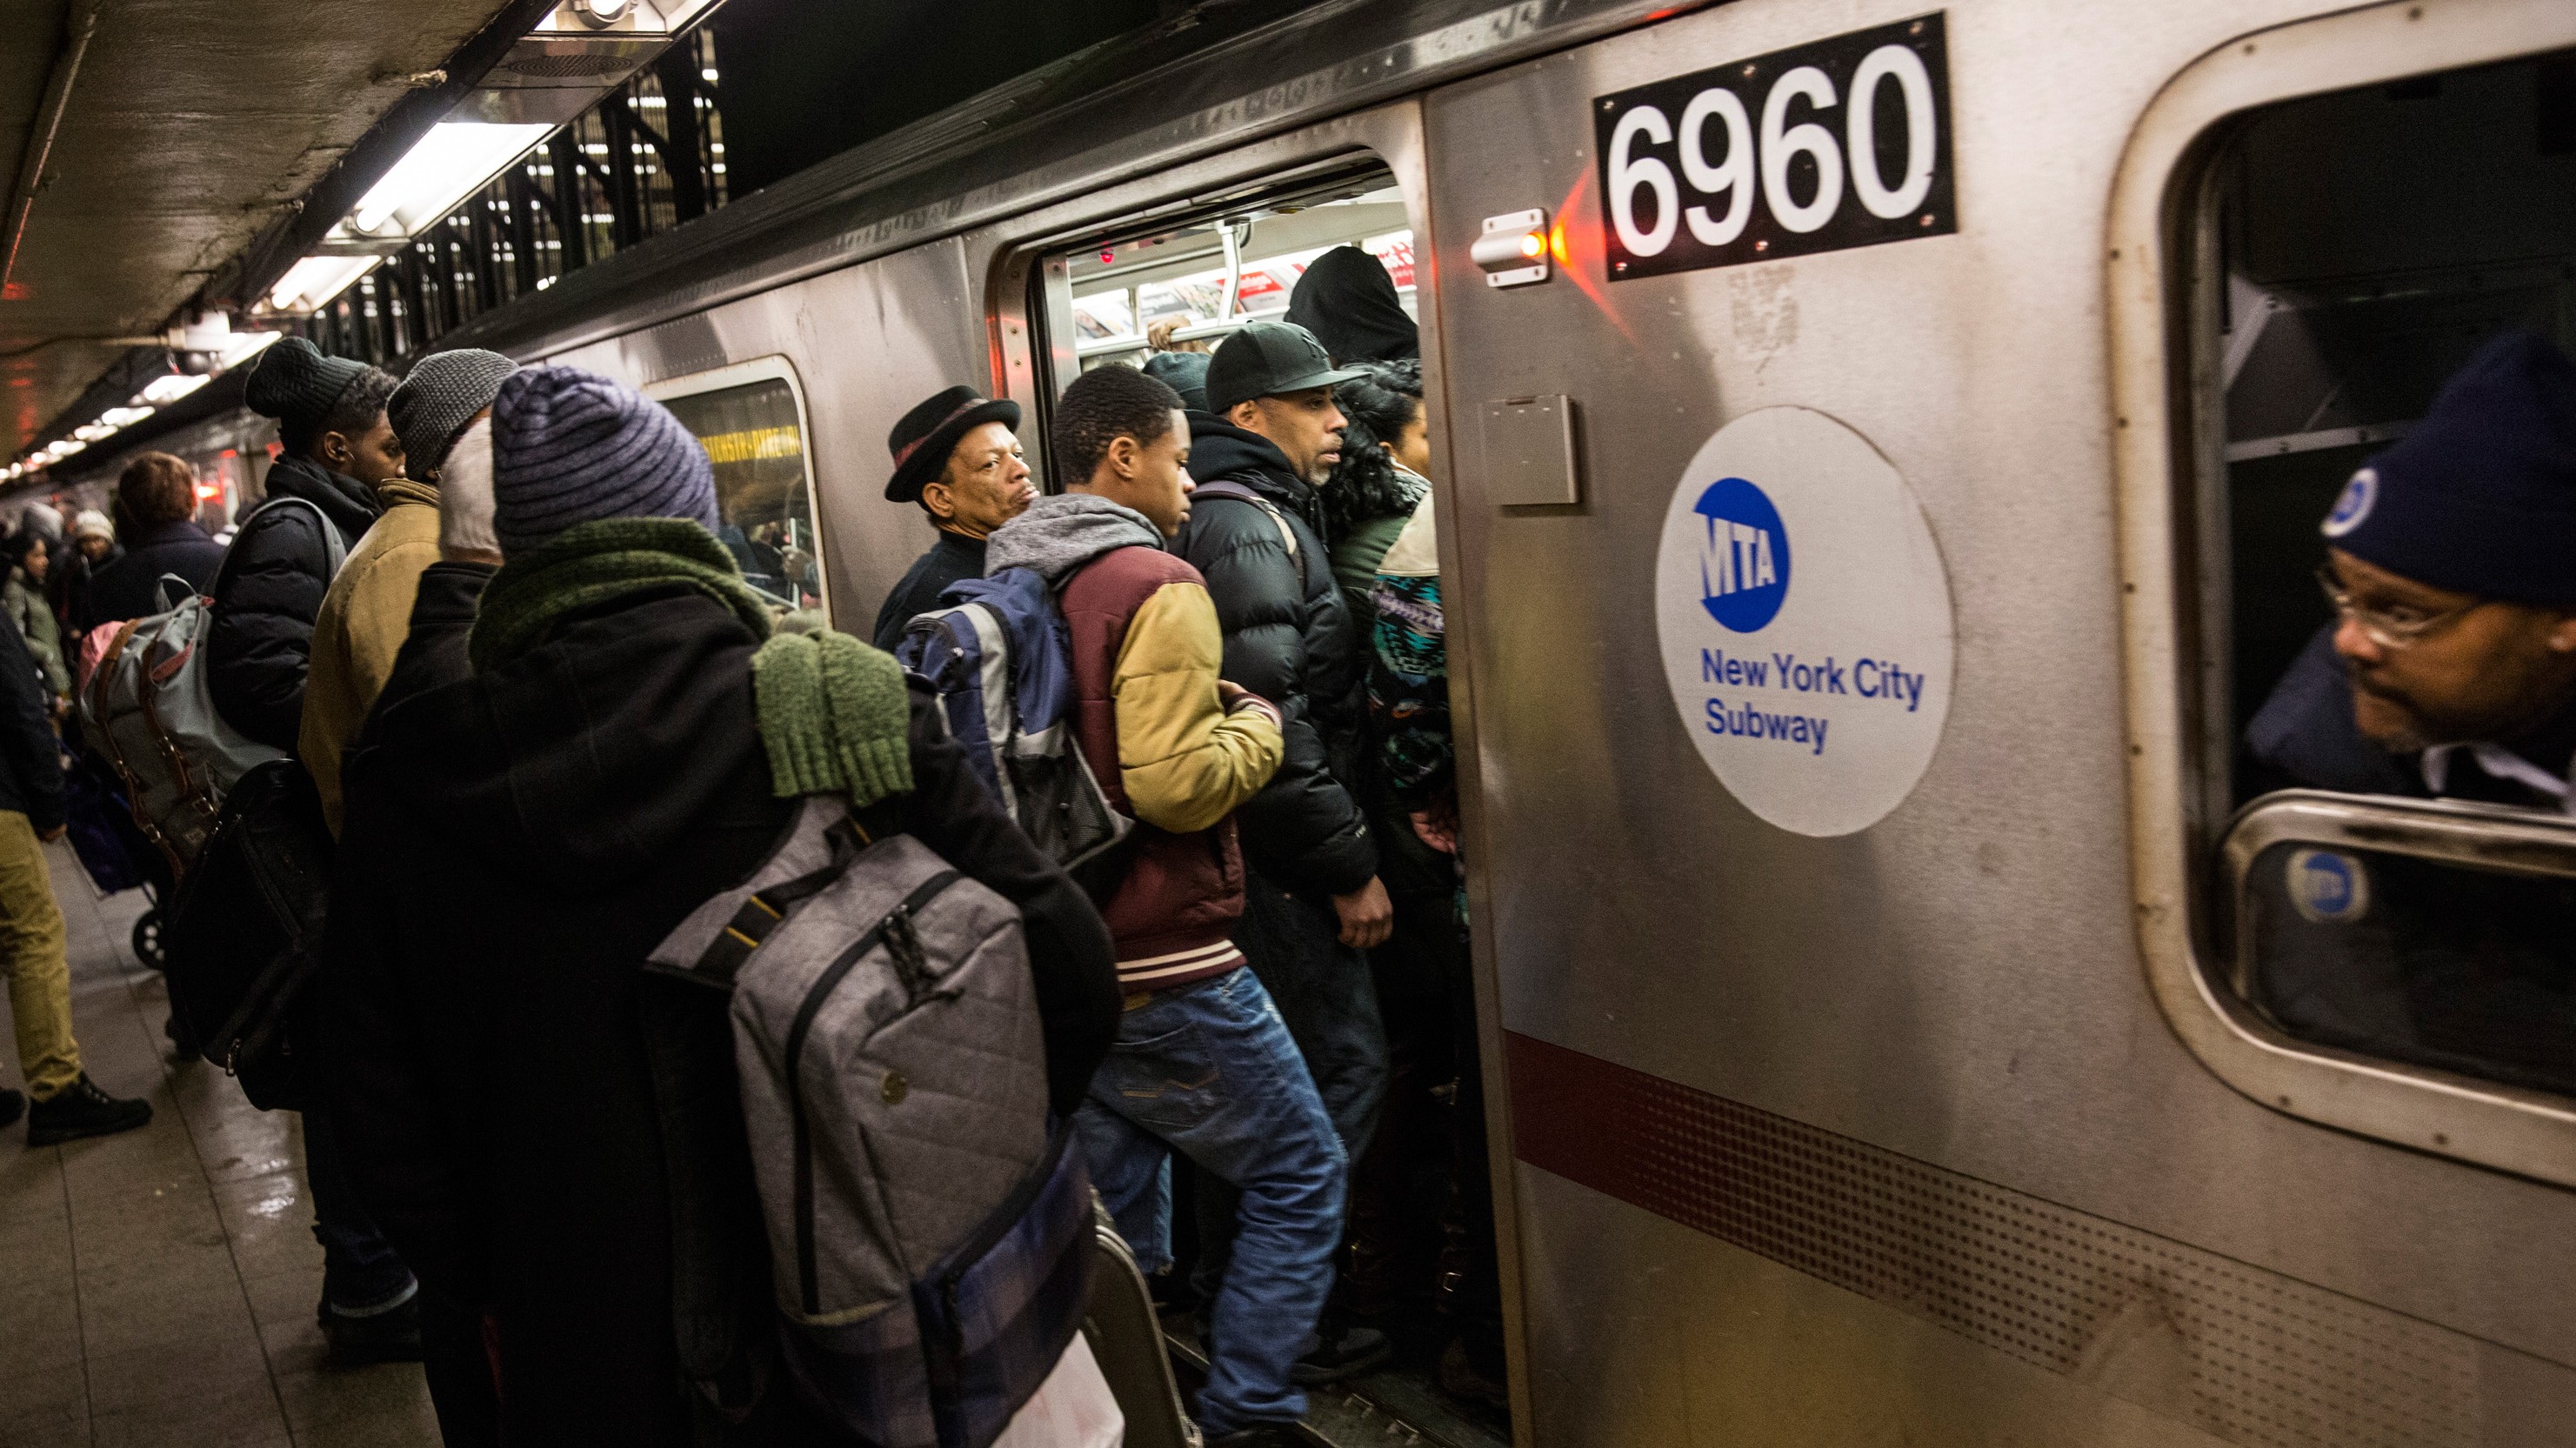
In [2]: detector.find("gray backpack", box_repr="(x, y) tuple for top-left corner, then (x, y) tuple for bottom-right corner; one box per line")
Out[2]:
(79, 495), (348, 869)
(650, 795), (1094, 1448)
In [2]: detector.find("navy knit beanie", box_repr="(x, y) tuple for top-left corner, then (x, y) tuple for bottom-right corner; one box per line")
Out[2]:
(489, 365), (718, 555)
(2324, 330), (2576, 605)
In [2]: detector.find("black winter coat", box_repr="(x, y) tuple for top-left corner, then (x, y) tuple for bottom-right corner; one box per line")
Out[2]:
(1174, 415), (1377, 895)
(0, 611), (63, 833)
(317, 585), (1118, 1446)
(75, 519), (228, 631)
(207, 456), (380, 752)
(871, 529), (985, 651)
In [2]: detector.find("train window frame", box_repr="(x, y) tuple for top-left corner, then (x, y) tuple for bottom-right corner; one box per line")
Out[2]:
(2110, 0), (2576, 1186)
(643, 353), (829, 613)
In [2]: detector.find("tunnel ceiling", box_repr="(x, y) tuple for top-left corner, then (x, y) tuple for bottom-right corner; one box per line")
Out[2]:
(0, 0), (519, 454)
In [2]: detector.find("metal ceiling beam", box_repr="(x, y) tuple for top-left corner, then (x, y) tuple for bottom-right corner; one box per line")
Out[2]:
(1, 0), (102, 295)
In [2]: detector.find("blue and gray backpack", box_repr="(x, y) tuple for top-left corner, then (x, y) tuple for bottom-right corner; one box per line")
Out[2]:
(893, 568), (1131, 875)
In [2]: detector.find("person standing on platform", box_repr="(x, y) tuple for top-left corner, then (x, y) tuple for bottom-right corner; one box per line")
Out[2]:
(871, 385), (1033, 649)
(302, 349), (515, 835)
(0, 604), (151, 1144)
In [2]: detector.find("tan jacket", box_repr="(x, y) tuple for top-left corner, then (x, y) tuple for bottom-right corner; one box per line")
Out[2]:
(301, 478), (441, 834)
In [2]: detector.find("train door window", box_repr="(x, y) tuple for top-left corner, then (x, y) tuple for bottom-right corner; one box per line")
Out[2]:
(2192, 52), (2576, 1112)
(1031, 164), (1411, 464)
(649, 358), (824, 609)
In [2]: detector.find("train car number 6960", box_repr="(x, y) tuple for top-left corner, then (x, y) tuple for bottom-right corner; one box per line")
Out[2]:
(1594, 13), (1955, 280)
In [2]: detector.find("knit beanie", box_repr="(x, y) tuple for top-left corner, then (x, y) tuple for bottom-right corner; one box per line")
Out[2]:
(71, 509), (112, 544)
(489, 365), (719, 556)
(17, 502), (61, 544)
(438, 417), (499, 558)
(390, 350), (517, 478)
(2324, 330), (2576, 605)
(243, 337), (367, 432)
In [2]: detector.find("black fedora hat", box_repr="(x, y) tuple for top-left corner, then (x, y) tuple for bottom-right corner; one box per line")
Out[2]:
(885, 385), (1023, 503)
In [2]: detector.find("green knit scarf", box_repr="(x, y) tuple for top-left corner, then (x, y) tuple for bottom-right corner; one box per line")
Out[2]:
(468, 516), (911, 805)
(468, 517), (774, 672)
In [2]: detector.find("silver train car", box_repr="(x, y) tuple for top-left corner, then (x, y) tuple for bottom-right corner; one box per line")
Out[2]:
(136, 0), (2576, 1441)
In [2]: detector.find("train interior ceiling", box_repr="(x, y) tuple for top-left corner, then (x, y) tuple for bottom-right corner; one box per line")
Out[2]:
(1057, 171), (1412, 377)
(2206, 51), (2576, 1111)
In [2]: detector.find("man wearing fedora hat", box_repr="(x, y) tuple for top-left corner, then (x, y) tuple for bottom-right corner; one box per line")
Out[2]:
(870, 384), (1034, 649)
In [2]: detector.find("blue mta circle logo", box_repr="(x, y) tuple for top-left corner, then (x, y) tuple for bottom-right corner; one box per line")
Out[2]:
(1695, 476), (1791, 633)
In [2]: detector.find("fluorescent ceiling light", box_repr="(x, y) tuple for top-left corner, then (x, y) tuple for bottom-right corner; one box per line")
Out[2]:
(137, 373), (210, 405)
(71, 423), (115, 442)
(346, 122), (551, 237)
(267, 255), (382, 314)
(224, 330), (284, 366)
(98, 405), (154, 429)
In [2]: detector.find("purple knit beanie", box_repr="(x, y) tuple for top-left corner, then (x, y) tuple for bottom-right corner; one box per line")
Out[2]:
(489, 365), (719, 555)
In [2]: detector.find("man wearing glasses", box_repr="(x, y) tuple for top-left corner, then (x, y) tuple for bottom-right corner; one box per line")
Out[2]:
(2249, 331), (2576, 811)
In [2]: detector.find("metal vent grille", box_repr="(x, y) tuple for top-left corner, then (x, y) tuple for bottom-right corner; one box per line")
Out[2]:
(1508, 1033), (2490, 1448)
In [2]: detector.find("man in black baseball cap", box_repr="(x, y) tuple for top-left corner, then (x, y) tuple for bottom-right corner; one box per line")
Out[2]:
(1173, 321), (1395, 1388)
(871, 384), (1031, 648)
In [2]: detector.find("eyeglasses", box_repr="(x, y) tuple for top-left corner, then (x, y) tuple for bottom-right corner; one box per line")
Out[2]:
(2314, 565), (2481, 650)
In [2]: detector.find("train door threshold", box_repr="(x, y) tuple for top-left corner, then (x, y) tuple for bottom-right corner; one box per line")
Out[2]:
(1162, 1318), (1511, 1448)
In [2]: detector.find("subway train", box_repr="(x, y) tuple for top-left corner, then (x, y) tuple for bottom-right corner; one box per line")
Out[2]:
(107, 0), (2576, 1443)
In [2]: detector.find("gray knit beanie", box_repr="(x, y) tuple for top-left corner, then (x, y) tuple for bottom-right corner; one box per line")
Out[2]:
(490, 365), (718, 555)
(390, 350), (517, 478)
(243, 337), (367, 432)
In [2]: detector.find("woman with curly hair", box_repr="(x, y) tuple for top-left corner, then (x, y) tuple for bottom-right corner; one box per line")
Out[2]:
(1321, 359), (1430, 625)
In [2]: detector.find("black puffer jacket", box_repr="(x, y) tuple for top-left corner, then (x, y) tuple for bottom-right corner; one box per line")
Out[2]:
(76, 518), (227, 631)
(1173, 415), (1376, 895)
(206, 456), (380, 752)
(317, 585), (1118, 1445)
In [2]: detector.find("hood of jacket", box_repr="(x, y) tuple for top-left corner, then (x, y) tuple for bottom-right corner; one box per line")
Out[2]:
(1184, 415), (1328, 530)
(1283, 244), (1420, 364)
(263, 454), (384, 542)
(984, 493), (1164, 584)
(375, 585), (770, 893)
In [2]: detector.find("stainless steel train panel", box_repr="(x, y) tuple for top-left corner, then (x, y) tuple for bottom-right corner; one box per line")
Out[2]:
(1418, 0), (2576, 1440)
(540, 238), (984, 625)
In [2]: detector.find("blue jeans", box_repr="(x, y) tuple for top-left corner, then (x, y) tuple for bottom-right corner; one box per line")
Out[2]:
(303, 1105), (417, 1312)
(1074, 967), (1345, 1435)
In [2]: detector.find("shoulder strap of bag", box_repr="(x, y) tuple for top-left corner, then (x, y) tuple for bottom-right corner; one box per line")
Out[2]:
(215, 495), (350, 597)
(1191, 481), (1300, 565)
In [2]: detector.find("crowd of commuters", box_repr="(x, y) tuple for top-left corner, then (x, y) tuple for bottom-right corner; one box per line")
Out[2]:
(0, 244), (1495, 1446)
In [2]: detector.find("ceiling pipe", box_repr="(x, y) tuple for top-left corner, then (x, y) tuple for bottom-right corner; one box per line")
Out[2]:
(1, 0), (105, 295)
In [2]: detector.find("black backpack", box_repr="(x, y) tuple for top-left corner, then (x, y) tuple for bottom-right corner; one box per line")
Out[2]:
(162, 758), (335, 1110)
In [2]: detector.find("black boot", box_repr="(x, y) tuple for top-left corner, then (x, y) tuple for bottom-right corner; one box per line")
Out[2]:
(1290, 1319), (1391, 1385)
(320, 1286), (425, 1367)
(26, 1075), (150, 1145)
(0, 1087), (21, 1130)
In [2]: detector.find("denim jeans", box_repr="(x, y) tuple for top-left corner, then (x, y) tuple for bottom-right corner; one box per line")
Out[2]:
(1073, 967), (1345, 1435)
(303, 1105), (417, 1312)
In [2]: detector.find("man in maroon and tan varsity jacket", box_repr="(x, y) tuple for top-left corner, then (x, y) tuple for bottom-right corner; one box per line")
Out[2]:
(983, 364), (1344, 1447)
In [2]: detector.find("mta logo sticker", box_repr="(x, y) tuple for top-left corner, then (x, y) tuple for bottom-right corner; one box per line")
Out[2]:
(2321, 467), (2376, 539)
(2286, 848), (2370, 924)
(1695, 477), (1790, 633)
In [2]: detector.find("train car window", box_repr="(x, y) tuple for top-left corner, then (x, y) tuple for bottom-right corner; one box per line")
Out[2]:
(652, 367), (824, 608)
(2195, 52), (2576, 1111)
(1035, 168), (1410, 429)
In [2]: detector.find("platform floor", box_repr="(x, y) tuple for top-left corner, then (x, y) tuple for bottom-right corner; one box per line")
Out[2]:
(0, 840), (440, 1448)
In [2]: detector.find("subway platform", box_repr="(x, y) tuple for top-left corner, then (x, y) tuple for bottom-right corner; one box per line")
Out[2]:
(0, 841), (438, 1448)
